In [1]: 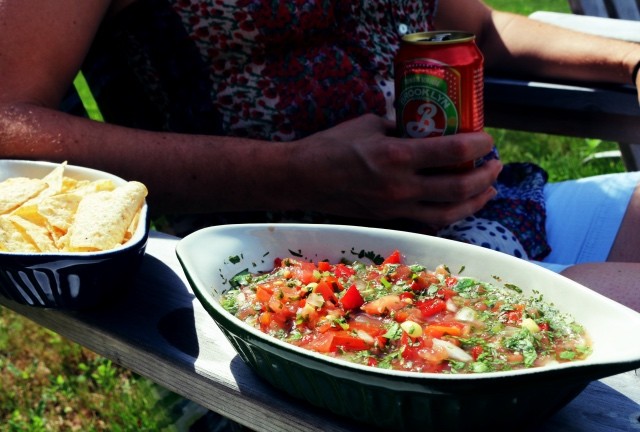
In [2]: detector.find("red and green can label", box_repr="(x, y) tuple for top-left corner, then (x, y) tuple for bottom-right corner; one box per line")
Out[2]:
(397, 59), (461, 138)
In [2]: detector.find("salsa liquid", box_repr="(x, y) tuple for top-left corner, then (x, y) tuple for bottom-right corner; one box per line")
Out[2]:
(221, 250), (591, 374)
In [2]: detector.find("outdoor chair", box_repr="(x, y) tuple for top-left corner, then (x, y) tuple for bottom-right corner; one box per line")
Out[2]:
(484, 0), (640, 170)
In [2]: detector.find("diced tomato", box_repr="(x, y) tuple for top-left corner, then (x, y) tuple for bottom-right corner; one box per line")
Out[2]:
(315, 320), (334, 333)
(255, 284), (274, 303)
(268, 298), (284, 314)
(313, 281), (338, 303)
(444, 277), (458, 288)
(270, 310), (291, 328)
(289, 261), (317, 285)
(399, 291), (415, 301)
(410, 271), (439, 291)
(273, 257), (283, 268)
(388, 264), (412, 283)
(278, 285), (300, 301)
(382, 249), (402, 265)
(422, 362), (448, 373)
(423, 323), (463, 338)
(395, 306), (423, 324)
(300, 331), (369, 353)
(322, 275), (343, 292)
(334, 263), (355, 279)
(259, 311), (272, 329)
(349, 319), (386, 336)
(394, 309), (410, 323)
(401, 335), (427, 361)
(361, 295), (405, 315)
(331, 333), (369, 351)
(317, 261), (331, 272)
(300, 332), (335, 353)
(400, 331), (409, 347)
(506, 311), (521, 323)
(538, 322), (550, 331)
(504, 305), (524, 324)
(340, 284), (364, 310)
(437, 287), (458, 300)
(297, 306), (320, 328)
(471, 345), (483, 361)
(416, 298), (447, 318)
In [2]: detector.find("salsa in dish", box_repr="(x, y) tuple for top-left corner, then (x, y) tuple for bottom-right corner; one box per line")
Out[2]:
(220, 250), (591, 373)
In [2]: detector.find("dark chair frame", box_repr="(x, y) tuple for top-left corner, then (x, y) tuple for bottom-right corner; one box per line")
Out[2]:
(484, 0), (640, 170)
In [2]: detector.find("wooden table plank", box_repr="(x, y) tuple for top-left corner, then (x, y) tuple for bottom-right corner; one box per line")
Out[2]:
(1, 231), (639, 431)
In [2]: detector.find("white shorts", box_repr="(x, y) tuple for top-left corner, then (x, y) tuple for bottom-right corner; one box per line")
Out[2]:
(535, 171), (640, 272)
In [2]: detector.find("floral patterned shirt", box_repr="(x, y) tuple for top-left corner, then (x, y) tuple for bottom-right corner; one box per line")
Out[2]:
(64, 0), (436, 140)
(61, 0), (551, 260)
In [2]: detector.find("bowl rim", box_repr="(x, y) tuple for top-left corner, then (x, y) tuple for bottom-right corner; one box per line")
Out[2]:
(178, 223), (640, 382)
(0, 158), (149, 257)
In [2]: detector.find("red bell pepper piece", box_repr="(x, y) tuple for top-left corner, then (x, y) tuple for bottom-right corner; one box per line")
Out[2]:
(340, 284), (364, 310)
(382, 249), (402, 265)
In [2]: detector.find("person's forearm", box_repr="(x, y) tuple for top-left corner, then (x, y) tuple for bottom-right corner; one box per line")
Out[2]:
(0, 104), (503, 226)
(0, 102), (299, 215)
(480, 11), (640, 86)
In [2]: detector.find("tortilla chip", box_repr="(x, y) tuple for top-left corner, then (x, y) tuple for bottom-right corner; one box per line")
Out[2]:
(0, 216), (39, 252)
(67, 181), (148, 251)
(24, 165), (66, 205)
(11, 203), (48, 227)
(37, 193), (83, 232)
(0, 177), (47, 215)
(71, 179), (117, 197)
(123, 209), (142, 243)
(6, 215), (57, 252)
(0, 162), (147, 253)
(61, 177), (85, 192)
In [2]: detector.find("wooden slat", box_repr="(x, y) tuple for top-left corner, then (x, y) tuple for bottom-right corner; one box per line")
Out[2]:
(484, 77), (640, 143)
(569, 0), (609, 17)
(1, 232), (639, 431)
(571, 0), (640, 19)
(487, 9), (640, 170)
(610, 0), (640, 20)
(528, 11), (640, 42)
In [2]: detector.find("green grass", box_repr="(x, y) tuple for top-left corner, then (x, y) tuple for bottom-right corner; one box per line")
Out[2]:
(0, 308), (175, 432)
(485, 0), (570, 15)
(0, 1), (627, 431)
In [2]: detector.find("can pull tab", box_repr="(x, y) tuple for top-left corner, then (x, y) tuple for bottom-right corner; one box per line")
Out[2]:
(428, 33), (453, 42)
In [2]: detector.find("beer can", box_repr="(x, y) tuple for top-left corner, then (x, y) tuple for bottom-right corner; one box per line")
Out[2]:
(395, 31), (484, 148)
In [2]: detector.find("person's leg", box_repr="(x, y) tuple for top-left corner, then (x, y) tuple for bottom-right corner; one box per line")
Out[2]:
(560, 262), (640, 312)
(607, 182), (640, 262)
(541, 172), (640, 266)
(538, 172), (640, 312)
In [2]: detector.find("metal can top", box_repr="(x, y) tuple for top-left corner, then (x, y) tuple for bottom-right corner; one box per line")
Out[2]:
(401, 31), (476, 45)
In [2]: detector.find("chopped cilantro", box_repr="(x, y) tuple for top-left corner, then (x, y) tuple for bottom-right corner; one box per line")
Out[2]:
(559, 351), (576, 360)
(350, 248), (385, 265)
(383, 322), (402, 340)
(220, 289), (240, 314)
(229, 269), (252, 288)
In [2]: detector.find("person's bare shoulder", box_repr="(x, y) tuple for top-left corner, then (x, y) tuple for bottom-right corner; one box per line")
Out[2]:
(0, 0), (114, 107)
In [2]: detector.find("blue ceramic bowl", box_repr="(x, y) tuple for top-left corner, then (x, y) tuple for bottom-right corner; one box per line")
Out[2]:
(177, 223), (640, 431)
(0, 160), (149, 309)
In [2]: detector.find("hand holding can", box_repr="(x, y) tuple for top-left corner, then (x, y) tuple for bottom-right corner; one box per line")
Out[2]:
(395, 31), (490, 170)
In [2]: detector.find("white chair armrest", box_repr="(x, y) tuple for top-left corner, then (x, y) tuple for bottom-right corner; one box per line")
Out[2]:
(529, 11), (640, 43)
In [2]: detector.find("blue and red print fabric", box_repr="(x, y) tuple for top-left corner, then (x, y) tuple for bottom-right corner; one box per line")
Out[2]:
(65, 0), (551, 260)
(173, 0), (435, 140)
